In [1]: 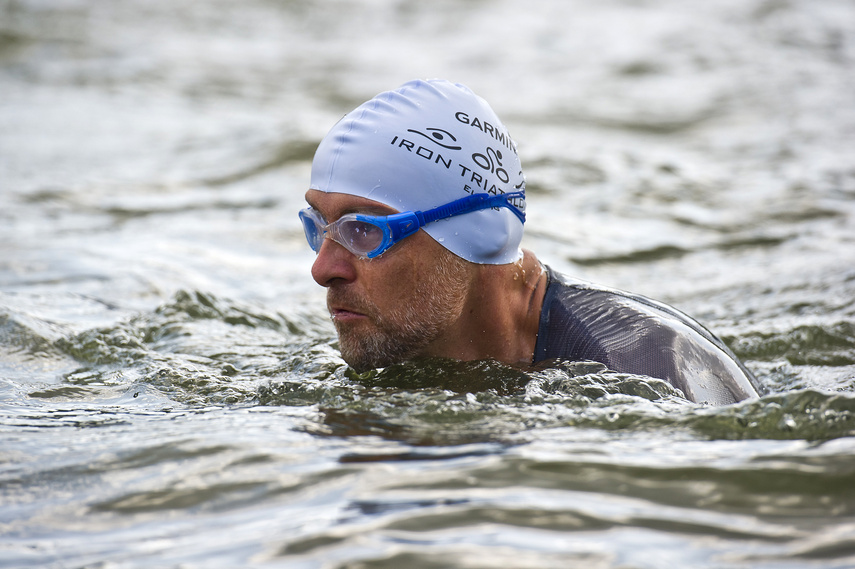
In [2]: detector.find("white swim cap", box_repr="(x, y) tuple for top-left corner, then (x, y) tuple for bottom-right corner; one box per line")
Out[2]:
(309, 79), (526, 264)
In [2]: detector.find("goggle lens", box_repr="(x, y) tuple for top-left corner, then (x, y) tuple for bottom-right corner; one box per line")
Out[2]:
(299, 209), (388, 258)
(299, 210), (324, 252)
(337, 218), (385, 254)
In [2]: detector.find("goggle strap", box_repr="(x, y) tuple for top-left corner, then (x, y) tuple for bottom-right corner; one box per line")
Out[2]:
(419, 191), (526, 225)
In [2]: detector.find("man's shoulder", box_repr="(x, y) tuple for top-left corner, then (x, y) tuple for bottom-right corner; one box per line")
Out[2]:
(536, 264), (760, 404)
(543, 265), (690, 321)
(540, 264), (726, 347)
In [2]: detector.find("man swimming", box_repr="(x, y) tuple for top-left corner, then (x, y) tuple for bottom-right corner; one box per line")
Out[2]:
(300, 79), (761, 405)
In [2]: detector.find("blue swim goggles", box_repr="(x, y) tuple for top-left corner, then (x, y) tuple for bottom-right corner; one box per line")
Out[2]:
(299, 191), (526, 259)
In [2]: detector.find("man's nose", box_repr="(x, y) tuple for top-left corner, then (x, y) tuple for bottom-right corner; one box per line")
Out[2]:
(311, 238), (358, 287)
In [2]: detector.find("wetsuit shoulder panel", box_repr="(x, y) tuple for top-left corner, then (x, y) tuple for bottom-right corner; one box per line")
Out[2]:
(534, 266), (759, 404)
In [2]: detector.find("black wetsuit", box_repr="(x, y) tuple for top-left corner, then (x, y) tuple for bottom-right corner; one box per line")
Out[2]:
(534, 266), (760, 405)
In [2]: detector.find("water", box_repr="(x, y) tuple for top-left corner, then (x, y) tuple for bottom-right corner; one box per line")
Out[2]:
(2, 0), (855, 567)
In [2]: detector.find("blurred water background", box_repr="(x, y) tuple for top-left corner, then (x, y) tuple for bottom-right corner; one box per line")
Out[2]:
(2, 0), (855, 567)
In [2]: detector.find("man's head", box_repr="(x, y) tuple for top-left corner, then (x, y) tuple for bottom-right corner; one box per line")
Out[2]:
(308, 79), (526, 264)
(303, 79), (526, 370)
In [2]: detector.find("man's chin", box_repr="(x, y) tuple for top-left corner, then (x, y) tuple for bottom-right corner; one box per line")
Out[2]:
(340, 352), (383, 373)
(338, 332), (408, 373)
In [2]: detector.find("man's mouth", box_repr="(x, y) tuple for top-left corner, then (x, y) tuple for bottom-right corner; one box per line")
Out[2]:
(330, 307), (366, 322)
(328, 288), (373, 323)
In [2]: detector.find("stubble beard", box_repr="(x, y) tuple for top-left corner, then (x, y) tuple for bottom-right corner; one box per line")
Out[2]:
(331, 252), (471, 372)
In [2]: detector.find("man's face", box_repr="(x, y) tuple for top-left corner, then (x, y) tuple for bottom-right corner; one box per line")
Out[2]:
(304, 190), (473, 371)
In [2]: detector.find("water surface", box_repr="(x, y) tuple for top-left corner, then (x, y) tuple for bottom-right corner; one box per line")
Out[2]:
(2, 1), (854, 567)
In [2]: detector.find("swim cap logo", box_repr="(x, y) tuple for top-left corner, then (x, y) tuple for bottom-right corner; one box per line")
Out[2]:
(472, 146), (509, 184)
(454, 111), (516, 155)
(386, 108), (523, 200)
(406, 128), (462, 150)
(389, 128), (461, 172)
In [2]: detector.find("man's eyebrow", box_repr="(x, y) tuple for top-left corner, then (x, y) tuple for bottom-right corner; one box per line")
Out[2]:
(343, 205), (397, 216)
(309, 202), (398, 218)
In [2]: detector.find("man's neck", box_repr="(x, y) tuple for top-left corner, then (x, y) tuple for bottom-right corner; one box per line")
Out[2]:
(422, 250), (548, 367)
